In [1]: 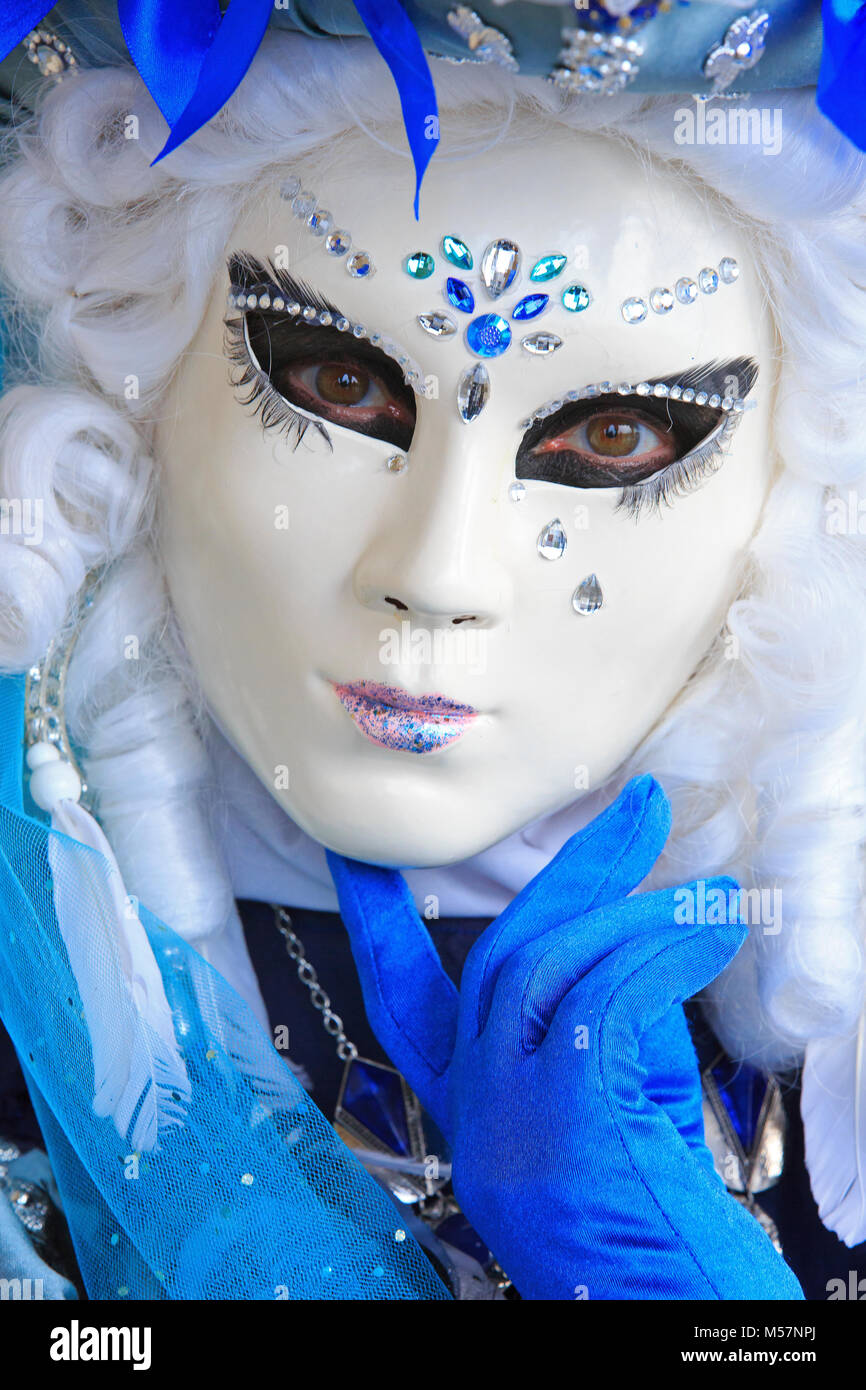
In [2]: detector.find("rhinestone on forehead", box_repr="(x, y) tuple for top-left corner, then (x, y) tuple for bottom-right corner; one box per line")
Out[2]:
(621, 258), (739, 325)
(227, 286), (430, 396)
(278, 180), (375, 279)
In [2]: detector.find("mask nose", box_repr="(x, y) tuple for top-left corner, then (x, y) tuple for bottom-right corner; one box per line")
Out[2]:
(352, 415), (513, 627)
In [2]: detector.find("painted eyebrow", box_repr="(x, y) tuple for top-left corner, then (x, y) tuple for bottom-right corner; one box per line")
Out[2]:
(226, 251), (427, 392)
(646, 356), (759, 399)
(522, 356), (759, 431)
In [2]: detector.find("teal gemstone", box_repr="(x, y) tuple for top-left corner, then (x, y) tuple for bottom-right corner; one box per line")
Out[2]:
(530, 254), (567, 283)
(562, 284), (592, 313)
(405, 251), (435, 280)
(442, 235), (473, 271)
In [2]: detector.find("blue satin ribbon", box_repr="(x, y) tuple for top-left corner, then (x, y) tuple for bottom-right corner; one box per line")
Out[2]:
(352, 0), (439, 217)
(0, 2), (56, 58)
(0, 1), (438, 215)
(817, 0), (866, 151)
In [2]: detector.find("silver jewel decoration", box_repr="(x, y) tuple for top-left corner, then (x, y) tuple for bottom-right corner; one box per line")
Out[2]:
(621, 297), (648, 325)
(279, 176), (301, 201)
(446, 5), (519, 71)
(23, 29), (77, 79)
(537, 519), (567, 561)
(307, 209), (332, 237)
(719, 256), (740, 284)
(649, 287), (674, 315)
(325, 229), (352, 257)
(387, 455), (408, 474)
(675, 277), (698, 305)
(346, 251), (375, 279)
(230, 286), (425, 394)
(703, 10), (771, 95)
(550, 29), (643, 95)
(457, 363), (491, 423)
(418, 312), (458, 339)
(572, 574), (603, 616)
(480, 240), (521, 299)
(522, 332), (563, 356)
(508, 482), (526, 503)
(291, 190), (317, 220)
(698, 267), (719, 295)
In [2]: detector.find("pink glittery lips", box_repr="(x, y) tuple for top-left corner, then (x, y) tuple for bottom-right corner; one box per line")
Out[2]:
(331, 680), (478, 754)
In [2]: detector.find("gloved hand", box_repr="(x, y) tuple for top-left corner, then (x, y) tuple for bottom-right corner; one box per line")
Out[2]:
(327, 776), (803, 1300)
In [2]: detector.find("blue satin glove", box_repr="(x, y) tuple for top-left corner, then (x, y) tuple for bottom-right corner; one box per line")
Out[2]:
(327, 776), (803, 1300)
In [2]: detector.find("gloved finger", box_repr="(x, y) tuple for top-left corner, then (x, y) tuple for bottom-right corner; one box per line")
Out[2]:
(640, 1006), (716, 1170)
(544, 906), (746, 1074)
(326, 850), (458, 1098)
(501, 878), (741, 1051)
(464, 775), (671, 1036)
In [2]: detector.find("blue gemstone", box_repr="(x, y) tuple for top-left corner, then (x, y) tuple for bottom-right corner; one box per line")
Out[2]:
(711, 1057), (767, 1150)
(512, 293), (549, 321)
(445, 277), (475, 314)
(342, 1059), (411, 1155)
(466, 313), (512, 358)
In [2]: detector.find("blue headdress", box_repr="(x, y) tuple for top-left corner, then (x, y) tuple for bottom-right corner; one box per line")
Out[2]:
(0, 0), (862, 216)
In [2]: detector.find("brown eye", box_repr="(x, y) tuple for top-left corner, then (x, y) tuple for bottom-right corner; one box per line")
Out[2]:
(586, 417), (642, 457)
(315, 364), (370, 405)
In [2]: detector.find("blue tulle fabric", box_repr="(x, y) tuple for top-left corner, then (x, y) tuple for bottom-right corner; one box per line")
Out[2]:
(0, 674), (448, 1300)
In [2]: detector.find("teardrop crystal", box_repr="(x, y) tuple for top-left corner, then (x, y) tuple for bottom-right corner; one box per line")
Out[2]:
(537, 518), (567, 561)
(480, 239), (521, 299)
(417, 312), (457, 339)
(572, 573), (604, 615)
(457, 363), (490, 423)
(521, 332), (563, 356)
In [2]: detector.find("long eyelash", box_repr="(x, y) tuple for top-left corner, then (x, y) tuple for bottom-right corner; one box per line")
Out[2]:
(616, 417), (739, 520)
(223, 313), (332, 453)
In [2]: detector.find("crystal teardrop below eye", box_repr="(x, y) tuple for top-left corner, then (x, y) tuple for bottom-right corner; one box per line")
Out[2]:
(537, 518), (567, 561)
(417, 312), (457, 339)
(466, 314), (511, 358)
(572, 574), (604, 615)
(512, 294), (549, 321)
(442, 236), (473, 271)
(530, 254), (567, 282)
(457, 363), (490, 423)
(480, 240), (521, 299)
(446, 277), (475, 313)
(521, 332), (563, 356)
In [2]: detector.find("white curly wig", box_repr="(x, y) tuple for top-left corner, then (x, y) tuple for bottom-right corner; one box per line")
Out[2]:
(0, 33), (865, 1096)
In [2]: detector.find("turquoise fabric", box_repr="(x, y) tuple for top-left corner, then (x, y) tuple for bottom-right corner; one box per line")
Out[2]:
(0, 675), (450, 1300)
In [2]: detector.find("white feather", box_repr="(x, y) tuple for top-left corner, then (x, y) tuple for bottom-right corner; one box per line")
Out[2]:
(49, 797), (190, 1152)
(802, 1022), (866, 1246)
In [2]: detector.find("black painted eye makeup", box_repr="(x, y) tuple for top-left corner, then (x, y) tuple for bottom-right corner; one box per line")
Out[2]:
(516, 357), (758, 518)
(224, 253), (417, 452)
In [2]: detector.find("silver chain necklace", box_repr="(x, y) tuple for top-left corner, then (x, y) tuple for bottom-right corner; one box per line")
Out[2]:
(274, 905), (359, 1063)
